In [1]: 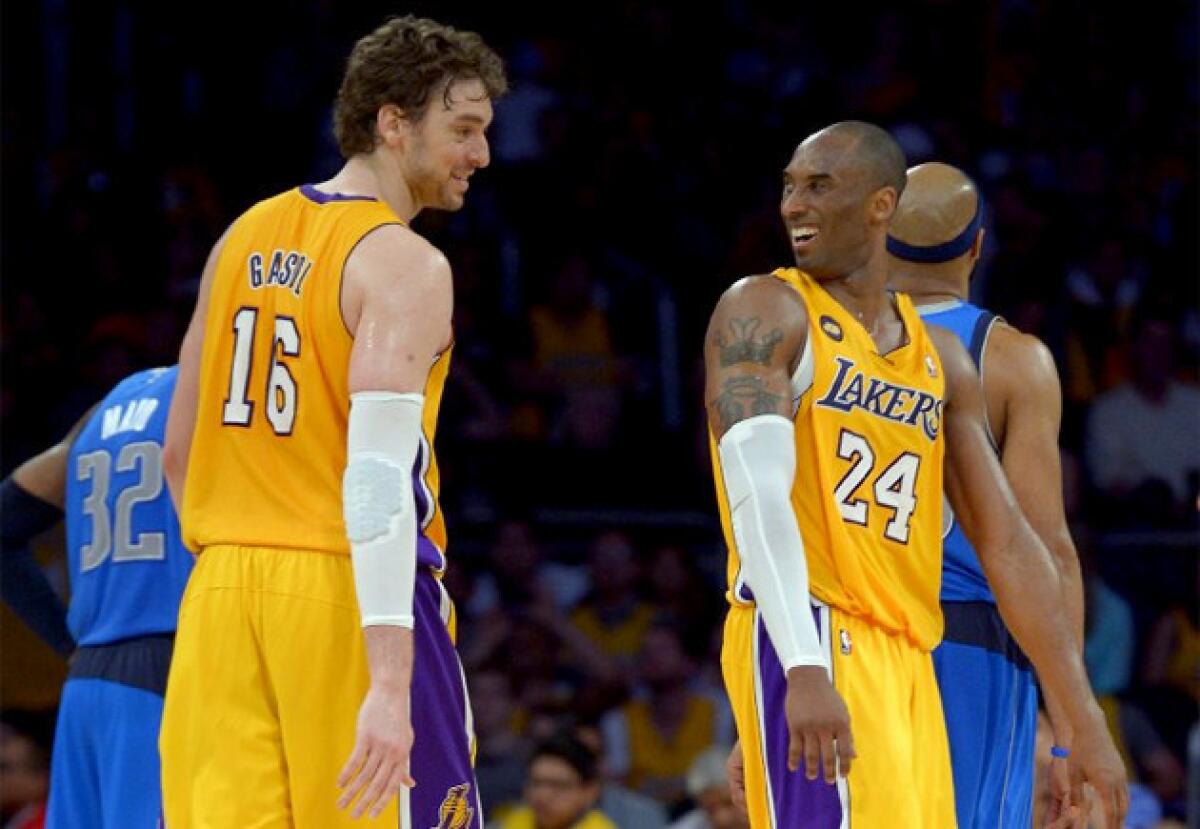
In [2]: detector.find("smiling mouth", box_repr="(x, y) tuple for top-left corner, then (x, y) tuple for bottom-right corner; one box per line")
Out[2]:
(791, 226), (819, 246)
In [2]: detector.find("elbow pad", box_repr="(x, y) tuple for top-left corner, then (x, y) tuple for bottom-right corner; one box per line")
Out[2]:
(718, 415), (826, 672)
(343, 392), (424, 628)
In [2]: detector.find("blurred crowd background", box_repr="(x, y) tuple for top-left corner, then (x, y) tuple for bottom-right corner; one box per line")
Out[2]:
(2, 1), (1197, 827)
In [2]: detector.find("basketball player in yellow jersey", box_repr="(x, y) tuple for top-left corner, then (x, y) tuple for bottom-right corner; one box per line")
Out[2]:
(160, 16), (507, 828)
(705, 121), (1128, 828)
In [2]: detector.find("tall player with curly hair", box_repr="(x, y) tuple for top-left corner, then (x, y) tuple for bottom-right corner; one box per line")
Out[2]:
(159, 16), (507, 827)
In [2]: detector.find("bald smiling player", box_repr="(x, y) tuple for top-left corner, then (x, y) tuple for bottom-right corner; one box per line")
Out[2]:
(888, 162), (1087, 828)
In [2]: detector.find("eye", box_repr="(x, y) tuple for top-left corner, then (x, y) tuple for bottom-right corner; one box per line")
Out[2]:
(782, 179), (794, 195)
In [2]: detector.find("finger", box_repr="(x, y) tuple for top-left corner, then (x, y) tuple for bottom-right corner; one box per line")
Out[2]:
(337, 739), (367, 788)
(1068, 765), (1083, 815)
(1116, 778), (1129, 823)
(835, 722), (855, 779)
(787, 728), (803, 773)
(338, 747), (382, 811)
(368, 765), (410, 819)
(352, 755), (398, 820)
(819, 730), (837, 785)
(1096, 779), (1118, 829)
(803, 732), (820, 780)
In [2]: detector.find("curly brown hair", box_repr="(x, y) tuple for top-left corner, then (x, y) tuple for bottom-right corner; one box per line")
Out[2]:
(333, 15), (508, 159)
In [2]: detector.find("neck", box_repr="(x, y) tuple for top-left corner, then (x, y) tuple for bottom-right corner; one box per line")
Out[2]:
(320, 153), (419, 221)
(888, 263), (969, 306)
(821, 252), (893, 330)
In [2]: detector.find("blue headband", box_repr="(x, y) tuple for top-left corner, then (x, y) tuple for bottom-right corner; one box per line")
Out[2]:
(886, 198), (984, 263)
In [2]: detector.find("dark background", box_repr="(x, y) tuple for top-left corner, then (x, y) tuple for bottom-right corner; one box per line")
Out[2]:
(2, 0), (1197, 823)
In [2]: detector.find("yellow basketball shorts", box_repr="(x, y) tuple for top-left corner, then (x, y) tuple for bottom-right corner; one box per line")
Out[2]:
(159, 545), (481, 828)
(722, 598), (956, 828)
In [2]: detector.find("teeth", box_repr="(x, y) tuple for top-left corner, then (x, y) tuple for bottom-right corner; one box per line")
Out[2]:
(792, 227), (818, 242)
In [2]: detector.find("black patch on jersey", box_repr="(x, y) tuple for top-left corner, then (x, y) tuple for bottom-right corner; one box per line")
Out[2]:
(820, 315), (844, 342)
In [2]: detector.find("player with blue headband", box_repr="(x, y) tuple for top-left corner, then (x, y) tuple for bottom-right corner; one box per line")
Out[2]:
(888, 162), (1089, 828)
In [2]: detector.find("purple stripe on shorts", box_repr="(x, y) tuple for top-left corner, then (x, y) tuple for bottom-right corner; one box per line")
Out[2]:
(298, 184), (378, 204)
(410, 572), (481, 827)
(757, 608), (844, 828)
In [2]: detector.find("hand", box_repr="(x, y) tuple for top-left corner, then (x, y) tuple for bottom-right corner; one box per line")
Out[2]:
(1068, 708), (1129, 828)
(1041, 754), (1085, 828)
(784, 665), (855, 783)
(726, 741), (747, 817)
(337, 683), (416, 819)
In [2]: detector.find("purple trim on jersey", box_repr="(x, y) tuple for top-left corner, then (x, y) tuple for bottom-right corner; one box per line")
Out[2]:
(411, 442), (445, 571)
(409, 571), (481, 827)
(298, 184), (378, 204)
(417, 533), (445, 571)
(758, 610), (844, 828)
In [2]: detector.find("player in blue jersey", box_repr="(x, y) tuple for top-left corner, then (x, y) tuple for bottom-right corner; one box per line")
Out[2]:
(887, 163), (1087, 827)
(0, 366), (193, 828)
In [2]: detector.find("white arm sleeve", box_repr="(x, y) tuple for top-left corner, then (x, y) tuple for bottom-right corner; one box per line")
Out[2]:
(718, 414), (826, 672)
(343, 391), (424, 628)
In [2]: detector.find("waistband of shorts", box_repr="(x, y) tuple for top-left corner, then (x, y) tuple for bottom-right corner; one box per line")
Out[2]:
(68, 633), (175, 696)
(941, 600), (1032, 670)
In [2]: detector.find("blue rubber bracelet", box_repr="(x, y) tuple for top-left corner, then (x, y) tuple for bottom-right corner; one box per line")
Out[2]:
(1050, 745), (1070, 759)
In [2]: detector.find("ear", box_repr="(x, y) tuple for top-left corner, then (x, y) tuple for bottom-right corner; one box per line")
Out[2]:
(969, 227), (986, 262)
(869, 186), (898, 225)
(375, 104), (411, 149)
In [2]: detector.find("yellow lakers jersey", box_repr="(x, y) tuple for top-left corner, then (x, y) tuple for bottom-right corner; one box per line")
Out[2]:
(182, 186), (449, 568)
(713, 268), (946, 650)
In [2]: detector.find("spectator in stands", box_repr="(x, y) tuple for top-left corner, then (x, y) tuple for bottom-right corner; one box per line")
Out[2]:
(600, 620), (733, 811)
(575, 723), (668, 829)
(571, 532), (656, 665)
(1085, 312), (1200, 527)
(667, 746), (747, 829)
(472, 667), (531, 816)
(0, 711), (51, 829)
(491, 732), (616, 829)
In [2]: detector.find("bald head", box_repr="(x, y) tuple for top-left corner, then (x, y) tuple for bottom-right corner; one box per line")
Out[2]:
(808, 121), (908, 197)
(891, 162), (979, 246)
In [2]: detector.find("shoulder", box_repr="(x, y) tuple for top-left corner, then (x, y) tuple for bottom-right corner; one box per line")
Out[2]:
(985, 322), (1061, 400)
(707, 274), (808, 337)
(346, 224), (452, 311)
(715, 274), (806, 314)
(925, 323), (978, 402)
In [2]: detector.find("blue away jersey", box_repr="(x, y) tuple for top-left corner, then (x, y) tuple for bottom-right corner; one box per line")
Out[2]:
(916, 300), (1000, 603)
(64, 366), (192, 645)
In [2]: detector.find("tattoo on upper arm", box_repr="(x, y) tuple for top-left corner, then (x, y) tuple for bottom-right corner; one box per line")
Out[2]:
(711, 376), (783, 433)
(715, 318), (784, 367)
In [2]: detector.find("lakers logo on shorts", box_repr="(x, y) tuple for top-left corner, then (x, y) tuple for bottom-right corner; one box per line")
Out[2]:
(820, 315), (844, 342)
(432, 783), (474, 829)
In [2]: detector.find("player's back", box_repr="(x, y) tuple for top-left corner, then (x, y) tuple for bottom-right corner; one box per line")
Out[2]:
(916, 298), (1000, 603)
(65, 366), (191, 646)
(714, 268), (948, 650)
(182, 186), (450, 566)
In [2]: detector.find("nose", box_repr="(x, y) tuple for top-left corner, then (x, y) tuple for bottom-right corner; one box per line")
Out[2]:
(469, 134), (490, 169)
(781, 187), (810, 218)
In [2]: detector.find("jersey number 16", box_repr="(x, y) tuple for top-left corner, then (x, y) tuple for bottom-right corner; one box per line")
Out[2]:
(221, 307), (300, 435)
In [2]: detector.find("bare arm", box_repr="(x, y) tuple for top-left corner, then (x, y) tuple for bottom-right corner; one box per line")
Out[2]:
(1, 406), (96, 655)
(704, 276), (805, 436)
(988, 326), (1084, 647)
(336, 225), (453, 817)
(705, 276), (854, 782)
(933, 327), (1127, 824)
(12, 405), (96, 508)
(164, 229), (229, 510)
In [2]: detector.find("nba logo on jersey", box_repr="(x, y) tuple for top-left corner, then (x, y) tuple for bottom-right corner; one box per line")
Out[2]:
(839, 629), (852, 655)
(925, 355), (938, 378)
(432, 783), (474, 829)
